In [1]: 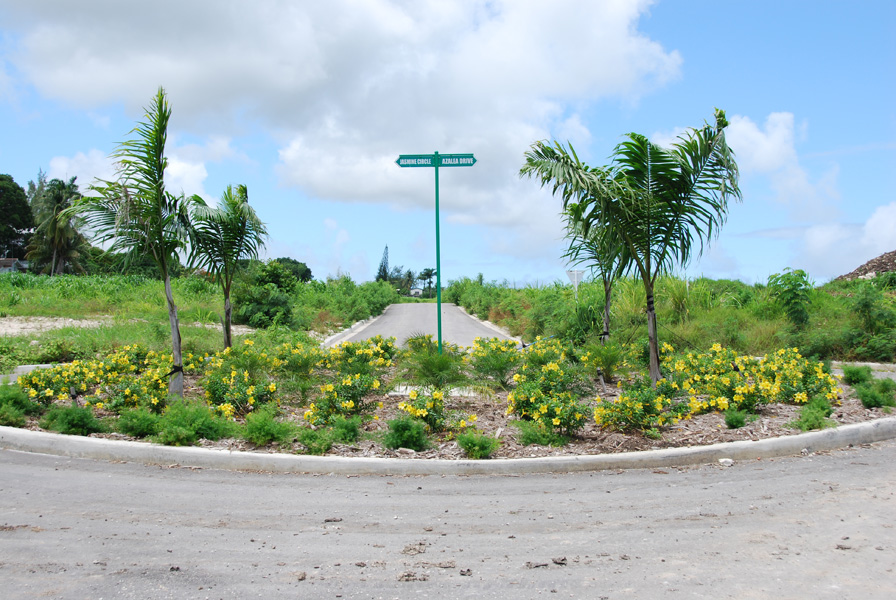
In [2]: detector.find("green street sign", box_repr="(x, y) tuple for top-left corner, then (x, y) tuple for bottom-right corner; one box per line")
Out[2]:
(396, 153), (476, 167)
(396, 154), (435, 167)
(396, 150), (476, 353)
(438, 153), (477, 167)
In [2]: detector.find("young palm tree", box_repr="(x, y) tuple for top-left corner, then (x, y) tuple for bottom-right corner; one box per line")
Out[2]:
(189, 184), (268, 348)
(27, 177), (87, 275)
(68, 87), (194, 395)
(522, 109), (741, 382)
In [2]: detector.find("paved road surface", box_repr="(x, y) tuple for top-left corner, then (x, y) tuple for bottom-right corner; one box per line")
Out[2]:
(325, 303), (519, 348)
(1, 441), (894, 599)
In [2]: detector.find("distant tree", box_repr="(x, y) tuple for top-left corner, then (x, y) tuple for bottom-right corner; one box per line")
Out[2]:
(26, 170), (48, 206)
(67, 87), (195, 396)
(0, 174), (33, 258)
(189, 184), (268, 348)
(27, 176), (88, 275)
(273, 257), (312, 283)
(375, 245), (389, 282)
(404, 268), (417, 293)
(419, 267), (436, 298)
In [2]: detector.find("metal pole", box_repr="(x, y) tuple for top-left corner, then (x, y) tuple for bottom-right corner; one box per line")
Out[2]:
(434, 151), (442, 354)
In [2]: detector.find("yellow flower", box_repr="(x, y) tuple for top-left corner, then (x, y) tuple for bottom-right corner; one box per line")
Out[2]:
(409, 390), (419, 400)
(552, 417), (560, 426)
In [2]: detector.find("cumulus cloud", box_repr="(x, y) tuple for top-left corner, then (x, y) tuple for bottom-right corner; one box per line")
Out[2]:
(47, 149), (115, 189)
(3, 0), (681, 263)
(726, 113), (840, 220)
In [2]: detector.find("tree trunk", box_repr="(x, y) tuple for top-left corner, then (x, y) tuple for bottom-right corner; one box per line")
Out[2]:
(50, 247), (57, 277)
(223, 289), (233, 349)
(164, 274), (184, 396)
(645, 284), (662, 385)
(600, 275), (612, 345)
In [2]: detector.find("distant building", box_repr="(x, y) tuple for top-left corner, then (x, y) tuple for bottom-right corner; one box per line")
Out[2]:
(0, 258), (29, 273)
(409, 288), (423, 297)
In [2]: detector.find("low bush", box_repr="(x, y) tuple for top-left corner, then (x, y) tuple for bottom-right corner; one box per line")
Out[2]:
(0, 404), (26, 427)
(724, 408), (748, 429)
(297, 427), (333, 455)
(330, 415), (362, 443)
(116, 407), (161, 438)
(457, 431), (500, 459)
(383, 417), (429, 451)
(154, 401), (237, 446)
(512, 419), (569, 447)
(788, 397), (835, 431)
(0, 383), (43, 416)
(40, 404), (106, 436)
(855, 378), (896, 409)
(244, 405), (295, 446)
(468, 337), (521, 389)
(842, 365), (873, 386)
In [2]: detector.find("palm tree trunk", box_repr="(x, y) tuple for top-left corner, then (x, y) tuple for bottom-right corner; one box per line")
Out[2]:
(223, 289), (233, 349)
(601, 274), (612, 345)
(645, 282), (662, 384)
(164, 274), (184, 396)
(50, 247), (58, 277)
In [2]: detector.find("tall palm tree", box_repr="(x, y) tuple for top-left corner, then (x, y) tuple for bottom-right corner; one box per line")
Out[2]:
(522, 109), (741, 382)
(189, 184), (268, 348)
(27, 177), (87, 275)
(67, 87), (194, 395)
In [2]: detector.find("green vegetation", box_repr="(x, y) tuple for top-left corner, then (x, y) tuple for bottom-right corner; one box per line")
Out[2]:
(383, 417), (430, 451)
(457, 431), (500, 459)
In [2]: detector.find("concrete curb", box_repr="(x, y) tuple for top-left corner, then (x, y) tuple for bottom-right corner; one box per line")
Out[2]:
(2, 417), (895, 476)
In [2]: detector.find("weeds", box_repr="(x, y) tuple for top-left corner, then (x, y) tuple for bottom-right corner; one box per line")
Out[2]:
(383, 417), (429, 451)
(457, 431), (500, 459)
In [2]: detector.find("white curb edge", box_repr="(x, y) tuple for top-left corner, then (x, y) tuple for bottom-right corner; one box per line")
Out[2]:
(2, 417), (895, 476)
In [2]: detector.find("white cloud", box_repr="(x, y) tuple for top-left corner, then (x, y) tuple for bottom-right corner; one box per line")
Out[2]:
(726, 113), (840, 220)
(47, 149), (114, 189)
(3, 0), (681, 265)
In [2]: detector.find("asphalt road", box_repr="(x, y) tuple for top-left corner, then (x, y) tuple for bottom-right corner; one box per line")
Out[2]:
(324, 303), (519, 348)
(2, 441), (894, 599)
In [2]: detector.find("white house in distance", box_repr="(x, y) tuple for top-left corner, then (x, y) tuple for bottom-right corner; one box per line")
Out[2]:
(409, 288), (423, 298)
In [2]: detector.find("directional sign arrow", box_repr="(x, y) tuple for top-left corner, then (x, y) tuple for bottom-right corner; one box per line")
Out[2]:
(396, 154), (435, 167)
(437, 153), (477, 167)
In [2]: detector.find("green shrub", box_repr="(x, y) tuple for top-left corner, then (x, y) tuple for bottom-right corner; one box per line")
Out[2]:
(768, 268), (813, 329)
(788, 397), (835, 431)
(297, 427), (333, 455)
(457, 431), (500, 459)
(233, 283), (293, 328)
(855, 379), (896, 409)
(723, 409), (747, 429)
(330, 415), (362, 443)
(154, 401), (236, 446)
(512, 420), (569, 446)
(0, 383), (43, 416)
(0, 404), (26, 427)
(582, 341), (623, 381)
(244, 405), (295, 446)
(117, 408), (161, 438)
(383, 417), (429, 451)
(399, 342), (469, 391)
(469, 337), (521, 389)
(40, 404), (106, 436)
(842, 365), (873, 386)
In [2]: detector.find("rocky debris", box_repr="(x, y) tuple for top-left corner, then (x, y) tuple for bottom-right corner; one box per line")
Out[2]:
(836, 250), (896, 281)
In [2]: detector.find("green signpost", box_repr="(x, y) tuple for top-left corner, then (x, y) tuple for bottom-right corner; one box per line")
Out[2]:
(396, 151), (477, 353)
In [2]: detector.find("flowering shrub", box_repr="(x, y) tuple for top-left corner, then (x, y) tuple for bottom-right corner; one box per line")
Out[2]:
(303, 372), (382, 426)
(520, 337), (568, 368)
(468, 337), (521, 389)
(594, 343), (842, 434)
(593, 375), (691, 433)
(202, 367), (277, 417)
(507, 360), (589, 435)
(323, 336), (396, 376)
(18, 345), (186, 412)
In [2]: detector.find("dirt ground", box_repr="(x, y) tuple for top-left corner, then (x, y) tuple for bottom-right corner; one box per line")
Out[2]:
(0, 315), (255, 337)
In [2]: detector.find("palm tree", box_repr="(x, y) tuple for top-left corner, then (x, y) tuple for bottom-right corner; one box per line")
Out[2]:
(68, 87), (195, 395)
(562, 208), (626, 344)
(419, 267), (436, 298)
(522, 109), (741, 382)
(27, 177), (87, 275)
(189, 184), (268, 348)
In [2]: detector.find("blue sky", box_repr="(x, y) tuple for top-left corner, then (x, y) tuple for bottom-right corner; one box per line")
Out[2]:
(1, 0), (894, 286)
